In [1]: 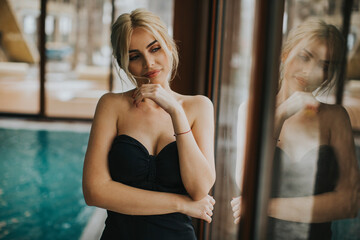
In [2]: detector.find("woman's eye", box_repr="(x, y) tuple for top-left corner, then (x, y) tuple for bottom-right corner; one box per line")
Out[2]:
(321, 64), (329, 72)
(151, 47), (161, 53)
(129, 55), (139, 61)
(298, 54), (309, 61)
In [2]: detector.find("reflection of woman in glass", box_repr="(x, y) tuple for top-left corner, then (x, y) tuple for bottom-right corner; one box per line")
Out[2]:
(232, 19), (360, 239)
(82, 9), (216, 239)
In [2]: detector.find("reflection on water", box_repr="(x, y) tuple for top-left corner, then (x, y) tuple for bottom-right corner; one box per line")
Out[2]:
(0, 128), (93, 239)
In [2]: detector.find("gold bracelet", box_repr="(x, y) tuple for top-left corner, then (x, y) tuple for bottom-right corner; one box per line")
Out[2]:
(174, 129), (192, 137)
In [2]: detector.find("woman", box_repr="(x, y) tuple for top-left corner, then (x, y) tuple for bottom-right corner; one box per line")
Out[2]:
(82, 9), (216, 239)
(231, 19), (360, 239)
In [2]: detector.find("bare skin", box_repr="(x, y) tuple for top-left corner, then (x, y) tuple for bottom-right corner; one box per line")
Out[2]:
(232, 38), (360, 224)
(83, 27), (216, 223)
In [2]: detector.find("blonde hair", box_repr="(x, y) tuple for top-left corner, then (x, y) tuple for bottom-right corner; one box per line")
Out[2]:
(280, 18), (345, 94)
(111, 8), (179, 86)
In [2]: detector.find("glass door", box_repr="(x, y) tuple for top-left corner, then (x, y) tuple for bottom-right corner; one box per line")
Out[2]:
(210, 0), (360, 239)
(209, 0), (255, 239)
(44, 0), (112, 118)
(0, 0), (40, 114)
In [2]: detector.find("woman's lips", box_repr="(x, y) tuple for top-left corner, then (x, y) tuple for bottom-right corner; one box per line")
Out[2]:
(143, 70), (160, 78)
(296, 76), (307, 86)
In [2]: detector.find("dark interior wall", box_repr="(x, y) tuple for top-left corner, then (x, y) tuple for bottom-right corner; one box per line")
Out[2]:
(172, 0), (210, 95)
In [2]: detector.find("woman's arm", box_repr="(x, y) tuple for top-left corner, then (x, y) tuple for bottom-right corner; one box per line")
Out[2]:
(235, 102), (248, 189)
(231, 92), (321, 223)
(82, 93), (215, 221)
(133, 85), (216, 201)
(268, 105), (360, 223)
(171, 96), (216, 201)
(231, 102), (249, 224)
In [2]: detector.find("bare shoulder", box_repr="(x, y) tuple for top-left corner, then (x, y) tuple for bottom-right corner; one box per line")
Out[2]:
(319, 103), (352, 130)
(177, 94), (214, 124)
(94, 91), (133, 121)
(181, 94), (213, 111)
(320, 103), (350, 121)
(97, 92), (117, 106)
(97, 91), (131, 110)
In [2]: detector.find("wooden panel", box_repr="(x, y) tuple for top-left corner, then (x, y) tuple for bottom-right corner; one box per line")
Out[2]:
(238, 0), (284, 239)
(0, 0), (39, 63)
(173, 0), (210, 95)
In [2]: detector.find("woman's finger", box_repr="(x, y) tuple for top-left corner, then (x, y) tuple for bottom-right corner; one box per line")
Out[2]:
(133, 84), (155, 97)
(133, 93), (145, 106)
(201, 209), (212, 223)
(133, 89), (156, 106)
(233, 209), (240, 219)
(232, 203), (240, 212)
(207, 208), (213, 217)
(231, 197), (240, 207)
(205, 215), (212, 223)
(132, 84), (163, 106)
(210, 196), (216, 205)
(209, 203), (214, 210)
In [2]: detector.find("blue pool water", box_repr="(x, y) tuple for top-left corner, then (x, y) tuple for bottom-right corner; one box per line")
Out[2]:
(0, 128), (94, 239)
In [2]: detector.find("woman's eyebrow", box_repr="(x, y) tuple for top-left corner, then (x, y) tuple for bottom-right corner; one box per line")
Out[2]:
(302, 48), (330, 64)
(129, 40), (158, 53)
(319, 60), (330, 65)
(146, 39), (158, 48)
(302, 48), (313, 58)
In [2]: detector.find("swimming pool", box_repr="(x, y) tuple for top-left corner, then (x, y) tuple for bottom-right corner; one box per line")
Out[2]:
(0, 127), (94, 239)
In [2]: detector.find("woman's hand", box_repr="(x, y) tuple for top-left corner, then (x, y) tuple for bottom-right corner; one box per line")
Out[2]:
(277, 91), (320, 121)
(132, 83), (181, 114)
(231, 196), (241, 224)
(180, 195), (215, 223)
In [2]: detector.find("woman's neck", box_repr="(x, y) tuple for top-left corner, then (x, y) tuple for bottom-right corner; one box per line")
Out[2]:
(276, 81), (294, 106)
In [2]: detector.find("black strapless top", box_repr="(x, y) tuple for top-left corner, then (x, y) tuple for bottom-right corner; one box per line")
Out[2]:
(101, 135), (196, 240)
(267, 145), (339, 240)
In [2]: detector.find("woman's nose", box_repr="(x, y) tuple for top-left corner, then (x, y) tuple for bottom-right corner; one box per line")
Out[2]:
(306, 63), (324, 81)
(143, 54), (154, 69)
(302, 62), (315, 75)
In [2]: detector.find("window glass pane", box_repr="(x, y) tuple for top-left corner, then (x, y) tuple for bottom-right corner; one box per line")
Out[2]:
(0, 0), (40, 114)
(267, 0), (360, 239)
(332, 1), (360, 239)
(283, 0), (343, 107)
(344, 1), (360, 130)
(45, 0), (112, 118)
(0, 0), (174, 118)
(211, 0), (255, 239)
(44, 0), (174, 118)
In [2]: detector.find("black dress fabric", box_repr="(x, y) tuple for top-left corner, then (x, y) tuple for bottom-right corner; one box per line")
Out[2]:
(267, 145), (339, 240)
(100, 134), (196, 240)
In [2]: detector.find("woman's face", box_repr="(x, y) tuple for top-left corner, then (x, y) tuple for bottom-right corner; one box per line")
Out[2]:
(127, 27), (171, 85)
(283, 38), (329, 93)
